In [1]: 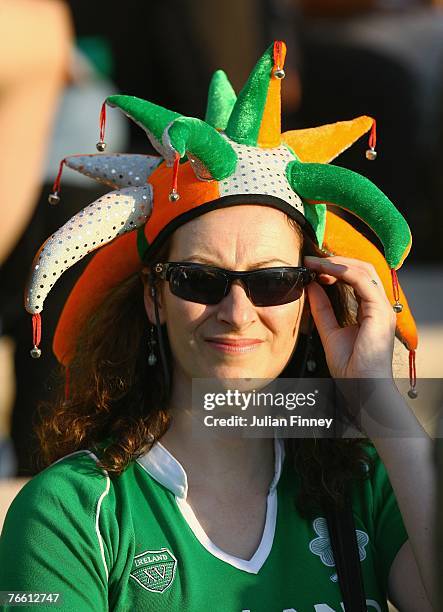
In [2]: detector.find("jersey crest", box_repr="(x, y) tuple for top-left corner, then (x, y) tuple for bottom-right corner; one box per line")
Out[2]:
(130, 548), (177, 593)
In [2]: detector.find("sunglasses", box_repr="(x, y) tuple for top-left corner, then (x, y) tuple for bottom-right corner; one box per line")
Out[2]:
(151, 262), (316, 306)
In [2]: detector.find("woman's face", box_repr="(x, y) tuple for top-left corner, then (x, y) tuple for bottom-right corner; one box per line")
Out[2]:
(144, 205), (306, 384)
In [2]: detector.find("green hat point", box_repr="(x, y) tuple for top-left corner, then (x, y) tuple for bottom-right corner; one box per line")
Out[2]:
(225, 44), (274, 146)
(106, 95), (180, 143)
(205, 70), (237, 130)
(167, 117), (237, 179)
(286, 160), (411, 268)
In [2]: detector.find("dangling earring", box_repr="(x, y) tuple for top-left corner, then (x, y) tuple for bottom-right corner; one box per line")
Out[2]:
(148, 325), (157, 366)
(306, 333), (317, 373)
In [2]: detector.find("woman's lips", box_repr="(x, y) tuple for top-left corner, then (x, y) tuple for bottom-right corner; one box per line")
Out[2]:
(204, 338), (264, 353)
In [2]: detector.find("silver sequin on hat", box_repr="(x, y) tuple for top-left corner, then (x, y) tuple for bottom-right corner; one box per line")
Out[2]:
(25, 185), (153, 314)
(64, 154), (161, 189)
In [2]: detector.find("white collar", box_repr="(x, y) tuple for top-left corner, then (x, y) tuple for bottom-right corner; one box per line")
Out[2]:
(137, 437), (286, 500)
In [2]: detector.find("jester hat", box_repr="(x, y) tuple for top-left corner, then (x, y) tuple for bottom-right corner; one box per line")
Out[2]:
(25, 41), (418, 395)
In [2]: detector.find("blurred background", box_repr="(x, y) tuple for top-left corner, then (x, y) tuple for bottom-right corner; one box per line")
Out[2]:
(0, 1), (442, 600)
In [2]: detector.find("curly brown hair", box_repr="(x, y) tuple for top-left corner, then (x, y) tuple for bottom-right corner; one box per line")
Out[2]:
(36, 218), (374, 517)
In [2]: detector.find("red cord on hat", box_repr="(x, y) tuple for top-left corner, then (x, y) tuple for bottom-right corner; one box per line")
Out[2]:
(48, 159), (66, 205)
(273, 41), (283, 68)
(390, 269), (403, 312)
(32, 313), (41, 346)
(408, 350), (417, 398)
(391, 270), (416, 396)
(169, 153), (181, 202)
(272, 41), (285, 79)
(369, 120), (376, 149)
(366, 119), (377, 160)
(391, 268), (400, 300)
(30, 313), (42, 358)
(96, 101), (107, 151)
(100, 102), (106, 142)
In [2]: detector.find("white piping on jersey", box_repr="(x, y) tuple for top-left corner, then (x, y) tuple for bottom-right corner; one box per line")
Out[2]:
(50, 450), (110, 581)
(137, 438), (285, 574)
(137, 440), (189, 498)
(175, 484), (278, 574)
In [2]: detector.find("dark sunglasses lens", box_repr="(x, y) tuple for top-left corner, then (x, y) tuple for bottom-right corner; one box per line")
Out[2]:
(248, 270), (305, 306)
(169, 267), (227, 304)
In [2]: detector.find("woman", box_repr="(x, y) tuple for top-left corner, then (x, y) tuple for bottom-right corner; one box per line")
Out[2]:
(0, 42), (436, 611)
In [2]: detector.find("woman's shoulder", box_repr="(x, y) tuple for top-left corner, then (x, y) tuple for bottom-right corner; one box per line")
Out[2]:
(32, 448), (107, 483)
(350, 441), (407, 538)
(352, 443), (409, 592)
(6, 450), (114, 520)
(0, 451), (119, 603)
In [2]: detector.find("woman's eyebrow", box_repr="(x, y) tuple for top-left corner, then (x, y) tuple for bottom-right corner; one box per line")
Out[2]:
(179, 255), (296, 267)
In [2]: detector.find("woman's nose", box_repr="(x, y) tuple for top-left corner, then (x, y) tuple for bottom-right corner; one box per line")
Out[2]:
(215, 281), (258, 329)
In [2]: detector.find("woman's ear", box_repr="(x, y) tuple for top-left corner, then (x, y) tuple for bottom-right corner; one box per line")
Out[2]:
(141, 268), (166, 325)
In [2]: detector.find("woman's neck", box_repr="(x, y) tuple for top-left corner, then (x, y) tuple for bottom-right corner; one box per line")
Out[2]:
(160, 377), (275, 497)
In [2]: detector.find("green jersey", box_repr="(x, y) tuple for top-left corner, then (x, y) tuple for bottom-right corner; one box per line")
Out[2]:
(0, 439), (407, 611)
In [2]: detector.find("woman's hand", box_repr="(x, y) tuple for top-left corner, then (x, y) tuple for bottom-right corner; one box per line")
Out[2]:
(304, 255), (397, 379)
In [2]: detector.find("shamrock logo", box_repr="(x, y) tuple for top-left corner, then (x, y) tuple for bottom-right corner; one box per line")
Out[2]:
(309, 517), (369, 582)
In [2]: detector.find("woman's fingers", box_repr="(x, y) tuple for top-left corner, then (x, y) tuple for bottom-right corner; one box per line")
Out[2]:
(306, 254), (380, 275)
(304, 255), (396, 379)
(304, 256), (390, 309)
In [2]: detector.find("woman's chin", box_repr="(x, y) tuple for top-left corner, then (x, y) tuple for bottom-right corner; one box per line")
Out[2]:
(199, 363), (273, 384)
(187, 350), (284, 383)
